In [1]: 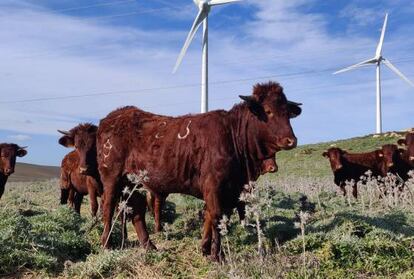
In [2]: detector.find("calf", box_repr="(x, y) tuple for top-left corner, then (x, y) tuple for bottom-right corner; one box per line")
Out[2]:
(0, 144), (27, 199)
(59, 150), (102, 216)
(58, 124), (102, 216)
(323, 147), (385, 198)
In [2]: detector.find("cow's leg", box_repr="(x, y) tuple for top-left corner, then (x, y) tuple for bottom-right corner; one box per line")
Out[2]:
(236, 201), (246, 224)
(89, 190), (99, 217)
(101, 178), (120, 248)
(204, 186), (223, 262)
(0, 184), (4, 200)
(60, 188), (69, 205)
(154, 194), (166, 233)
(352, 183), (358, 199)
(68, 188), (75, 209)
(201, 210), (212, 256)
(128, 191), (156, 250)
(339, 183), (346, 197)
(73, 192), (84, 214)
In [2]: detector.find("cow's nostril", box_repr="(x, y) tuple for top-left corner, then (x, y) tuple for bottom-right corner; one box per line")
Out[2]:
(286, 138), (296, 147)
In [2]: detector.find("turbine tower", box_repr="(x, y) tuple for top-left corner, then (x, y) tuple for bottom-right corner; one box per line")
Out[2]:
(173, 0), (241, 113)
(334, 13), (414, 134)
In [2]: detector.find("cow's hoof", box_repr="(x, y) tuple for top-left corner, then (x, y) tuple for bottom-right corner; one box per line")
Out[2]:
(144, 240), (157, 251)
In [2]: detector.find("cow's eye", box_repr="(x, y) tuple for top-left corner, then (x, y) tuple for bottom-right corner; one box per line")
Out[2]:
(265, 109), (273, 116)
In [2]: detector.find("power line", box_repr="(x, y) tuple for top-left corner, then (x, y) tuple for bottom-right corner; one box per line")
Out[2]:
(0, 68), (336, 105)
(2, 57), (414, 105)
(53, 0), (137, 13)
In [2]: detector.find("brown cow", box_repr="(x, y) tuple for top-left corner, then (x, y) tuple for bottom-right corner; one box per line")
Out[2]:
(58, 124), (103, 216)
(323, 147), (385, 198)
(0, 144), (27, 199)
(59, 150), (102, 216)
(398, 133), (414, 167)
(381, 144), (413, 183)
(96, 81), (301, 260)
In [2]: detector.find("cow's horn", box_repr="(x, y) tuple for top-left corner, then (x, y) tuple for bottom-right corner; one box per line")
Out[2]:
(239, 95), (255, 102)
(288, 101), (302, 106)
(20, 146), (28, 149)
(57, 129), (70, 135)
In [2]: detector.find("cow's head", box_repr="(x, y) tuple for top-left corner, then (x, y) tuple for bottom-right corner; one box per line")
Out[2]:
(58, 123), (98, 175)
(323, 148), (346, 172)
(0, 144), (27, 176)
(260, 157), (278, 175)
(379, 144), (405, 171)
(239, 82), (301, 152)
(398, 133), (414, 164)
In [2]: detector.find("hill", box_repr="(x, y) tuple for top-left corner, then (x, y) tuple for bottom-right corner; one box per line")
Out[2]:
(10, 162), (60, 182)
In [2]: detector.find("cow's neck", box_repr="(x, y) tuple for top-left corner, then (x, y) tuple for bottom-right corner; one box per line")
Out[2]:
(228, 103), (273, 181)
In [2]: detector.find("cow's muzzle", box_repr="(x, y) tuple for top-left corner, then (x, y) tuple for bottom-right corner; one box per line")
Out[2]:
(410, 156), (414, 162)
(4, 168), (14, 176)
(278, 137), (297, 150)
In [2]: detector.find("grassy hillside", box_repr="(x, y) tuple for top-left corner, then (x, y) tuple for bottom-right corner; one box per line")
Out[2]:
(9, 163), (60, 182)
(0, 132), (413, 278)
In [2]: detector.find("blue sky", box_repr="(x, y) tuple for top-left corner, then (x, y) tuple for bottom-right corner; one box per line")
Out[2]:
(0, 0), (413, 166)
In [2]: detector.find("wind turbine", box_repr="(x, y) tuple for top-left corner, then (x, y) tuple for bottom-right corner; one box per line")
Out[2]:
(173, 0), (241, 113)
(334, 13), (414, 134)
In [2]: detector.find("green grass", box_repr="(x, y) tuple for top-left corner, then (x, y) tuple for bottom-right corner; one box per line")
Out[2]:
(0, 132), (412, 278)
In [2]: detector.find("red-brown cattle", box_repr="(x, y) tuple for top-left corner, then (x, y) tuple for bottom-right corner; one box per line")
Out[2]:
(380, 144), (412, 182)
(0, 144), (27, 199)
(398, 133), (414, 168)
(58, 124), (103, 216)
(97, 81), (301, 260)
(323, 147), (385, 198)
(59, 150), (102, 216)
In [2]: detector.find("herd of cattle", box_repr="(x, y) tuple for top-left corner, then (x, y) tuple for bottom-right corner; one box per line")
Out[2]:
(323, 134), (414, 198)
(0, 81), (413, 261)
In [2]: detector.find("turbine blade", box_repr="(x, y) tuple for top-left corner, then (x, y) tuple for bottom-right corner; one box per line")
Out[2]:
(173, 8), (208, 73)
(383, 58), (414, 87)
(376, 13), (388, 57)
(209, 0), (241, 6)
(333, 58), (377, 75)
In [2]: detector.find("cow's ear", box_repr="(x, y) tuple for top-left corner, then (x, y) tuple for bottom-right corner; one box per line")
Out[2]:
(322, 151), (328, 158)
(239, 95), (265, 119)
(397, 139), (407, 146)
(17, 147), (27, 157)
(340, 149), (347, 155)
(59, 135), (74, 148)
(288, 101), (302, 119)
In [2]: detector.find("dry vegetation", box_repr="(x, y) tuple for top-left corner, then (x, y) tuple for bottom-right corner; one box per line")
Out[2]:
(1, 134), (414, 278)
